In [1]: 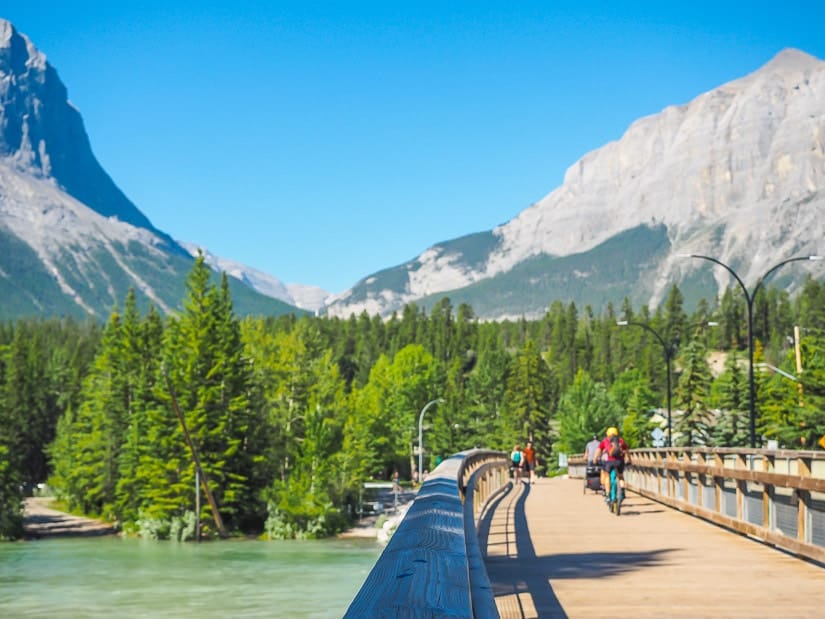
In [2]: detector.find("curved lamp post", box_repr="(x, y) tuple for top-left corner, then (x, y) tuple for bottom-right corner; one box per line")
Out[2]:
(681, 254), (823, 447)
(617, 320), (716, 447)
(418, 398), (444, 482)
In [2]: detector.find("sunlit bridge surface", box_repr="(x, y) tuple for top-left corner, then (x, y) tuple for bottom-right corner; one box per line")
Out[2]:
(483, 477), (825, 618)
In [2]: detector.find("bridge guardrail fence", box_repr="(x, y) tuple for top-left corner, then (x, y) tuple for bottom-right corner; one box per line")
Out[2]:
(569, 447), (825, 564)
(344, 449), (509, 618)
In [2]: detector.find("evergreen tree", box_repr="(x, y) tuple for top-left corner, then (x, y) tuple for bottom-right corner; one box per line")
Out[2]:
(795, 277), (825, 330)
(794, 332), (825, 449)
(465, 329), (511, 449)
(663, 285), (689, 343)
(609, 369), (658, 448)
(0, 444), (23, 539)
(142, 256), (256, 534)
(673, 340), (714, 446)
(114, 301), (165, 524)
(710, 350), (749, 446)
(502, 339), (559, 463)
(556, 369), (622, 453)
(50, 309), (128, 516)
(1, 325), (52, 485)
(428, 297), (454, 362)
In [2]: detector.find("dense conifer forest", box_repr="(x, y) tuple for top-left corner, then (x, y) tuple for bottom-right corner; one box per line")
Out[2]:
(1, 255), (824, 540)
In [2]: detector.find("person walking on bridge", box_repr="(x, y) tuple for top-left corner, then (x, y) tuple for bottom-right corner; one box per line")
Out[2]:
(523, 440), (537, 484)
(510, 444), (525, 484)
(584, 434), (600, 464)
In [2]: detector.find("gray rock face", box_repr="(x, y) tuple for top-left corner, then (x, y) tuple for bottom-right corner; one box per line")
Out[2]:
(327, 48), (825, 319)
(0, 18), (159, 232)
(0, 19), (296, 319)
(2, 16), (821, 320)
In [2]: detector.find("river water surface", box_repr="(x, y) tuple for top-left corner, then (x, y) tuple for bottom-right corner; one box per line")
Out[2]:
(0, 536), (382, 618)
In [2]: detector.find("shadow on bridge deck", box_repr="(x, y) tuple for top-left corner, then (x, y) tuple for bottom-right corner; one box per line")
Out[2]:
(481, 477), (825, 619)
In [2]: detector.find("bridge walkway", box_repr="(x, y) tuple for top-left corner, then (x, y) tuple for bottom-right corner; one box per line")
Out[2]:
(481, 476), (825, 618)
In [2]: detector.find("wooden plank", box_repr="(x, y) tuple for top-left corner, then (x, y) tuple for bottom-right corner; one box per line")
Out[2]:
(484, 477), (825, 618)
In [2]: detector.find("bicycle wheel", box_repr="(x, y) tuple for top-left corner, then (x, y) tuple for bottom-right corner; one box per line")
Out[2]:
(609, 469), (619, 515)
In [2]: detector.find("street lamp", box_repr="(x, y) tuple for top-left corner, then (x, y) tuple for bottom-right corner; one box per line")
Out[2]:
(681, 254), (823, 447)
(616, 320), (717, 447)
(418, 398), (444, 482)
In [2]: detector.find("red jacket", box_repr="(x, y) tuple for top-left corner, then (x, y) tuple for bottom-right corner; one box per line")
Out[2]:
(598, 436), (628, 461)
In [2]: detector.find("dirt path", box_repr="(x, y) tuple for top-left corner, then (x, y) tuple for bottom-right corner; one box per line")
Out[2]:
(23, 497), (117, 539)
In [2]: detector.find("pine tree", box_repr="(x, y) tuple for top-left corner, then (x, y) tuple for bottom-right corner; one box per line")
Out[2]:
(795, 333), (825, 449)
(50, 309), (128, 516)
(710, 350), (750, 446)
(138, 255), (257, 534)
(673, 340), (714, 446)
(610, 369), (658, 448)
(114, 300), (165, 523)
(466, 330), (511, 448)
(0, 444), (23, 539)
(1, 325), (51, 485)
(503, 339), (559, 464)
(556, 369), (622, 453)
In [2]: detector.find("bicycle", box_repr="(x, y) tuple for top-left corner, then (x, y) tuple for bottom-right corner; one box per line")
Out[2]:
(607, 467), (624, 515)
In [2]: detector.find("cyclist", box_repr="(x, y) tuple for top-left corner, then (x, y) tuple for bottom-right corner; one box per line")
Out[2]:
(592, 427), (630, 502)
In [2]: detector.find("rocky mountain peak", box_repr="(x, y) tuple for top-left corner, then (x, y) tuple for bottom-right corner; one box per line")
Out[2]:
(762, 47), (821, 72)
(326, 48), (825, 319)
(0, 19), (163, 234)
(0, 18), (45, 70)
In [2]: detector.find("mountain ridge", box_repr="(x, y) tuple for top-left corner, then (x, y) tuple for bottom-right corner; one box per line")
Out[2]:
(323, 47), (825, 319)
(0, 18), (301, 320)
(1, 18), (822, 322)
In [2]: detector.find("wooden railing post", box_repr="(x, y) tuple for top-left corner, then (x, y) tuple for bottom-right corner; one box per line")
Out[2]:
(696, 450), (706, 508)
(797, 455), (811, 544)
(735, 451), (747, 521)
(763, 452), (773, 530)
(714, 450), (724, 514)
(682, 450), (691, 503)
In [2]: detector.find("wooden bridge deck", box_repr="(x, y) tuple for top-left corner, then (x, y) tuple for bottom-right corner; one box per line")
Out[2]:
(481, 476), (825, 619)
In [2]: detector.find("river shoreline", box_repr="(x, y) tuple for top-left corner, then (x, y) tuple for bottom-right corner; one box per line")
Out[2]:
(23, 494), (413, 541)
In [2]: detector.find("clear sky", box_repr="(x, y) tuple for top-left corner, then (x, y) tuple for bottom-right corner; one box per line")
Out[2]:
(4, 2), (825, 293)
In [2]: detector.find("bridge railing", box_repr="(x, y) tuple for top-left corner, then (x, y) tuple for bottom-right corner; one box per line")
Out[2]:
(569, 447), (825, 564)
(344, 449), (510, 619)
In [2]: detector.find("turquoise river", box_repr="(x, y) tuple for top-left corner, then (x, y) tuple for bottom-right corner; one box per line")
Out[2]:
(0, 536), (382, 618)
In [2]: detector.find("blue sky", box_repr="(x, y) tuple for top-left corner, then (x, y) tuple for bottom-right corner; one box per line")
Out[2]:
(4, 2), (825, 293)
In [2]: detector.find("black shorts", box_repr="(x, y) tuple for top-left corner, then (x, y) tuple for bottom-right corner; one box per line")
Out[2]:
(604, 459), (624, 475)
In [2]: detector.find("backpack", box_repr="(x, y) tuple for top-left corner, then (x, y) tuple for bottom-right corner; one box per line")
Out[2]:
(511, 451), (522, 464)
(609, 435), (622, 458)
